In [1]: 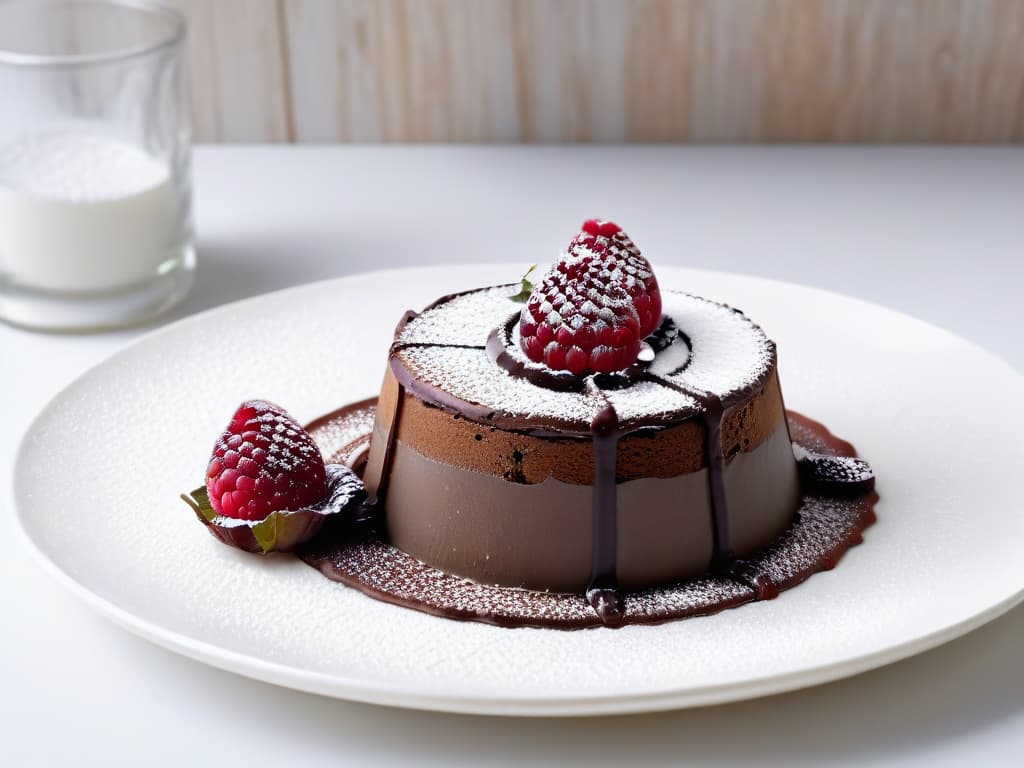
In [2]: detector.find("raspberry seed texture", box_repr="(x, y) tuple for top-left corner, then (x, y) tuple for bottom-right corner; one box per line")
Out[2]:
(206, 400), (328, 521)
(519, 220), (662, 375)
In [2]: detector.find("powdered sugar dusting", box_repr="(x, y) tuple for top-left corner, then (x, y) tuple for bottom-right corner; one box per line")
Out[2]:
(396, 285), (519, 347)
(303, 538), (758, 629)
(394, 286), (775, 431)
(787, 415), (854, 457)
(657, 292), (775, 404)
(306, 540), (599, 627)
(733, 496), (876, 597)
(543, 243), (641, 314)
(602, 379), (698, 424)
(308, 401), (375, 464)
(397, 345), (601, 428)
(622, 579), (752, 622)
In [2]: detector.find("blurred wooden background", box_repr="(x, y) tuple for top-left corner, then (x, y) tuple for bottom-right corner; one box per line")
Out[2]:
(167, 0), (1024, 142)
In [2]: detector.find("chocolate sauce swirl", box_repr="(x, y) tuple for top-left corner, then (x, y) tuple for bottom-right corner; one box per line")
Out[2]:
(484, 313), (680, 394)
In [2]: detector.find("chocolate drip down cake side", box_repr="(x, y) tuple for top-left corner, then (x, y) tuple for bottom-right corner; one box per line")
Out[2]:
(186, 219), (878, 630)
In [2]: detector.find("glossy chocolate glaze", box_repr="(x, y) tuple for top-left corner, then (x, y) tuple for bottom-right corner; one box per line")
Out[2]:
(300, 402), (877, 630)
(587, 404), (624, 624)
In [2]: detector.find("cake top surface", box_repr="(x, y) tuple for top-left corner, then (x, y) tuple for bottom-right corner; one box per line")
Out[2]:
(391, 284), (776, 434)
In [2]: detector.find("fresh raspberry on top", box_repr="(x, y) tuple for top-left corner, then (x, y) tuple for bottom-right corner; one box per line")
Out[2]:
(581, 218), (622, 238)
(571, 220), (662, 337)
(205, 400), (327, 521)
(518, 220), (662, 375)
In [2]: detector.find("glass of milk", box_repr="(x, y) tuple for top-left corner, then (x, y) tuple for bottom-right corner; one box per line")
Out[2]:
(0, 0), (193, 331)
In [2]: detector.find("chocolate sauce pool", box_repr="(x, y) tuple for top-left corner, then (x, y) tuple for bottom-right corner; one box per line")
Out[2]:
(300, 400), (878, 630)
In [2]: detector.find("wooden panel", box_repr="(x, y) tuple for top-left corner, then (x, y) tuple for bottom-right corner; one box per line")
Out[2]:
(178, 0), (1024, 142)
(168, 0), (293, 142)
(752, 0), (1024, 141)
(283, 0), (519, 141)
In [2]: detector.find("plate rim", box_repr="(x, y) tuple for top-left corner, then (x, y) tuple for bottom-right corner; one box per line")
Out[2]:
(12, 264), (1024, 716)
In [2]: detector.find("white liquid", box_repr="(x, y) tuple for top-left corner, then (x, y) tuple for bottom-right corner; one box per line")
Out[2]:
(0, 128), (178, 293)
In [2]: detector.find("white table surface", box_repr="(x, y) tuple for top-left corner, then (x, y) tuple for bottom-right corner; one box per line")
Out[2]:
(3, 146), (1022, 766)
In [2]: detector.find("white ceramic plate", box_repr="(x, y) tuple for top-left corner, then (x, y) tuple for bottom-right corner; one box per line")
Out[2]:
(13, 265), (1024, 716)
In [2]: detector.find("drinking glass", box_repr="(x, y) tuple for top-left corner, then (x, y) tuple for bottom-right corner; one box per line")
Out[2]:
(0, 0), (193, 331)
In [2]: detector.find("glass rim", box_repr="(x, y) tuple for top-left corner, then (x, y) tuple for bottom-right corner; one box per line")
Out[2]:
(0, 0), (185, 68)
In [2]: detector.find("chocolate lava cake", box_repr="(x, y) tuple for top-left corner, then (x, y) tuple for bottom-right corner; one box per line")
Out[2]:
(292, 219), (877, 629)
(362, 286), (798, 594)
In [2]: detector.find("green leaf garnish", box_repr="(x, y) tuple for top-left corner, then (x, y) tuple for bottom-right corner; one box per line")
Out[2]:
(511, 264), (537, 303)
(181, 486), (216, 522)
(250, 511), (305, 555)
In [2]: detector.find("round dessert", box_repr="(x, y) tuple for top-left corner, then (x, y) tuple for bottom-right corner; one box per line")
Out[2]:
(357, 220), (811, 622)
(362, 287), (800, 605)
